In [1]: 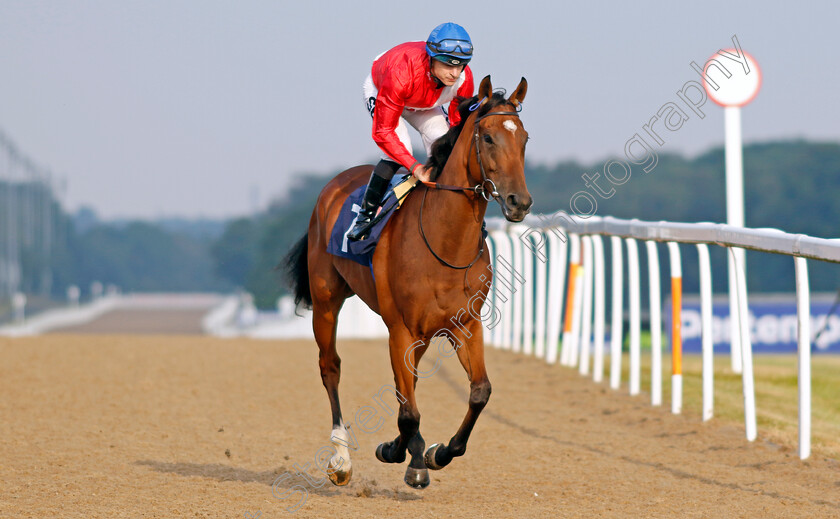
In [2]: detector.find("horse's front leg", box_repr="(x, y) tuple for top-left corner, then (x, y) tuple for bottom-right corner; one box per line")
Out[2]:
(375, 326), (430, 489)
(424, 321), (491, 470)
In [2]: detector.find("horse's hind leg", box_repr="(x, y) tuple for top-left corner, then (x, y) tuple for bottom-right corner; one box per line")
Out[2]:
(310, 258), (354, 486)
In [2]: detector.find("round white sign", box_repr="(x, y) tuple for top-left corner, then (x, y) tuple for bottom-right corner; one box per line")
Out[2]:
(702, 49), (761, 107)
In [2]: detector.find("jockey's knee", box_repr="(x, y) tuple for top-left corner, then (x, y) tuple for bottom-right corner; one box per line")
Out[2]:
(373, 159), (401, 180)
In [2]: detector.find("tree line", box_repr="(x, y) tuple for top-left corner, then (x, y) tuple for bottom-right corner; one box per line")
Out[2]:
(23, 139), (839, 309)
(212, 139), (840, 308)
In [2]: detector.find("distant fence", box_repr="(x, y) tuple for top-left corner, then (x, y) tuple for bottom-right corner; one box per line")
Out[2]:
(0, 129), (60, 299)
(484, 214), (840, 460)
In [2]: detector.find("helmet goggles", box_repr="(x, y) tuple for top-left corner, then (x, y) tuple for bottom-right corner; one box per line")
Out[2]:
(426, 38), (473, 58)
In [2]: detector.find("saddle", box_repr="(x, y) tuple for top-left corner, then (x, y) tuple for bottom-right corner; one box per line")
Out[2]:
(326, 173), (419, 266)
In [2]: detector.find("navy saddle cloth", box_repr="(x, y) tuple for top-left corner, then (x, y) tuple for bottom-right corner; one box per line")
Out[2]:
(326, 174), (413, 266)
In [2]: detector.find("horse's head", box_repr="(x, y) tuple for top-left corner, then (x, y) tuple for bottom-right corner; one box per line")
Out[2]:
(470, 75), (533, 222)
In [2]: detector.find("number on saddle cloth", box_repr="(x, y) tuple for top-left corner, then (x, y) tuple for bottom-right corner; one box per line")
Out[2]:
(326, 173), (418, 266)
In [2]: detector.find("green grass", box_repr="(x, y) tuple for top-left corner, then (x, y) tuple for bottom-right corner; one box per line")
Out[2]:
(610, 352), (840, 460)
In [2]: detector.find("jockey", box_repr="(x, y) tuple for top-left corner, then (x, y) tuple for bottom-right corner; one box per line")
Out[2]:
(347, 22), (475, 241)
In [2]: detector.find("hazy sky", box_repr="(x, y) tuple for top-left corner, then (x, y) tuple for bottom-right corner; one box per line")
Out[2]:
(1, 1), (838, 219)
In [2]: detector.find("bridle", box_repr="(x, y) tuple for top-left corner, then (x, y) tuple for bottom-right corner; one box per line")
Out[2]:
(420, 108), (520, 203)
(419, 107), (521, 270)
(470, 109), (521, 204)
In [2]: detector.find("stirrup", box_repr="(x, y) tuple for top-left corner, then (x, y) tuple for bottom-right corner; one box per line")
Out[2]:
(347, 211), (376, 241)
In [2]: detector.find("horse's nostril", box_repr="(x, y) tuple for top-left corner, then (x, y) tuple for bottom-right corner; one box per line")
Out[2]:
(506, 193), (533, 211)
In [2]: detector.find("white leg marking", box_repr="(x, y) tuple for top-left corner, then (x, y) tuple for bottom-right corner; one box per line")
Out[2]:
(330, 421), (353, 472)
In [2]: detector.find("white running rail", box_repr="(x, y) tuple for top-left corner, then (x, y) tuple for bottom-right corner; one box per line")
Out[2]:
(484, 214), (840, 460)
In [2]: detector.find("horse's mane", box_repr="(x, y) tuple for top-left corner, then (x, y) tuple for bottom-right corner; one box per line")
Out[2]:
(426, 90), (514, 178)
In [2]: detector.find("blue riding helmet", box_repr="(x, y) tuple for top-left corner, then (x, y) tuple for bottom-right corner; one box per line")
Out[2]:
(426, 22), (473, 66)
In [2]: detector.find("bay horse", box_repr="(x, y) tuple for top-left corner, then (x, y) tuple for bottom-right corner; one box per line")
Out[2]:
(284, 75), (531, 489)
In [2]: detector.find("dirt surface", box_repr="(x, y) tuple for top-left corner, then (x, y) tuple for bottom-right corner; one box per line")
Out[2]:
(2, 328), (839, 517)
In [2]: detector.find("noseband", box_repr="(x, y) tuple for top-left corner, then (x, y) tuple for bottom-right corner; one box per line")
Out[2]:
(419, 107), (521, 270)
(420, 108), (521, 204)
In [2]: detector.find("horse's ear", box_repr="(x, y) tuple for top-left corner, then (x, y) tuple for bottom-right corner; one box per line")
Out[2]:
(477, 75), (493, 104)
(509, 77), (528, 108)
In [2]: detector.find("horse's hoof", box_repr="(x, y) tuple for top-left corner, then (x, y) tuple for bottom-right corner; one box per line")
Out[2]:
(404, 466), (430, 489)
(327, 460), (352, 486)
(375, 443), (388, 463)
(424, 443), (445, 470)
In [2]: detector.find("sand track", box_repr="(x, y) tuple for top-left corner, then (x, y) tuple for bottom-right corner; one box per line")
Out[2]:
(1, 327), (838, 518)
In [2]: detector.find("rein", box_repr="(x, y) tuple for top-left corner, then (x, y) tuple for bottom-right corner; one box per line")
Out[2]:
(418, 108), (520, 270)
(418, 188), (483, 270)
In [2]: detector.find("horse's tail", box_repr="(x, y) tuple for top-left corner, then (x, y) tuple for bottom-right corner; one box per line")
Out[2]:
(282, 232), (312, 310)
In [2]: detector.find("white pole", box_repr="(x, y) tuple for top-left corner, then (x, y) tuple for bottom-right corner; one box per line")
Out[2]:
(545, 231), (567, 364)
(512, 227), (524, 354)
(725, 107), (745, 229)
(646, 240), (662, 407)
(579, 236), (594, 376)
(728, 252), (744, 373)
(485, 236), (497, 347)
(518, 226), (535, 356)
(731, 247), (757, 441)
(502, 232), (515, 351)
(568, 253), (585, 368)
(12, 291), (26, 323)
(592, 235), (606, 383)
(508, 224), (535, 355)
(534, 231), (548, 359)
(697, 244), (714, 421)
(491, 231), (513, 350)
(488, 231), (501, 348)
(667, 242), (683, 414)
(725, 106), (745, 374)
(561, 234), (581, 366)
(67, 285), (81, 308)
(626, 238), (641, 396)
(795, 257), (811, 460)
(610, 236), (624, 390)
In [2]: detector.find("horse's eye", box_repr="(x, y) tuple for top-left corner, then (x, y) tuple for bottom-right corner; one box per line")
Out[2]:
(483, 134), (493, 144)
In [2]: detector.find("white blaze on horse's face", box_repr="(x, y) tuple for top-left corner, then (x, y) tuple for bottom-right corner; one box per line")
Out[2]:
(503, 120), (517, 134)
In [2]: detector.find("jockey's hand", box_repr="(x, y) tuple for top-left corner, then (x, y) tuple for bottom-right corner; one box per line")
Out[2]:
(413, 165), (433, 183)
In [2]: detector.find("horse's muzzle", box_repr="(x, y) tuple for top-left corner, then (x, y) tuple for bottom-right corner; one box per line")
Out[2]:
(503, 192), (533, 222)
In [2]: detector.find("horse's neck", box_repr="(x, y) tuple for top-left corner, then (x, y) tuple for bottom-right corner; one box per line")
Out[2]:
(424, 130), (487, 253)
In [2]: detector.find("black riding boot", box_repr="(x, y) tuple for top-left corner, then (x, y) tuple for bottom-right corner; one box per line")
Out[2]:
(347, 160), (400, 241)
